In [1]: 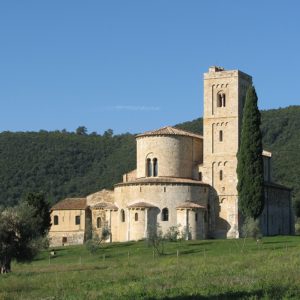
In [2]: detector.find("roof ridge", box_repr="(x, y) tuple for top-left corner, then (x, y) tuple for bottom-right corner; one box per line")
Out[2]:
(136, 125), (202, 139)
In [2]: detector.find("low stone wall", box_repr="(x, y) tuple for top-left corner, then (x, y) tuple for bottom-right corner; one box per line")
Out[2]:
(49, 231), (85, 247)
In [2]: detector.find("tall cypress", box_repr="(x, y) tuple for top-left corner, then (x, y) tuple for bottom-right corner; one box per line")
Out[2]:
(237, 85), (264, 219)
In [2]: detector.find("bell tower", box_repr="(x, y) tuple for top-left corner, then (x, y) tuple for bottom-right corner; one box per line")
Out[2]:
(201, 66), (252, 238)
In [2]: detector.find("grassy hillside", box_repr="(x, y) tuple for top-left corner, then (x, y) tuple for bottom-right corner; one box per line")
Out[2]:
(0, 106), (299, 207)
(1, 237), (300, 299)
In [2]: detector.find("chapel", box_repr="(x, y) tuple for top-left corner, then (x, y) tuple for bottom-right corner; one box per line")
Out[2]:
(49, 67), (293, 246)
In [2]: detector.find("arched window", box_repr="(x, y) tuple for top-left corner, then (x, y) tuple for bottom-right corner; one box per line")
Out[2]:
(217, 93), (226, 107)
(75, 215), (80, 225)
(217, 94), (222, 107)
(54, 215), (59, 225)
(219, 170), (223, 181)
(195, 213), (198, 222)
(121, 209), (125, 222)
(222, 94), (226, 107)
(162, 208), (169, 221)
(146, 158), (152, 177)
(153, 158), (158, 177)
(97, 217), (102, 228)
(135, 212), (138, 221)
(219, 130), (223, 142)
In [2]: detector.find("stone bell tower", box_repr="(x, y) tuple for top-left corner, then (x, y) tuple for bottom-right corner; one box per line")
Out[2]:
(201, 66), (252, 238)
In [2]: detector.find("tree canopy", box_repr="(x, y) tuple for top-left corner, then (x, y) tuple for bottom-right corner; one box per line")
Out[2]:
(0, 203), (47, 273)
(23, 192), (51, 236)
(0, 106), (299, 212)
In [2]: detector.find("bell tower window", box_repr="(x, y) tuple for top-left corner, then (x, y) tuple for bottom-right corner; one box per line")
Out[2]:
(222, 94), (226, 107)
(217, 94), (222, 107)
(217, 92), (226, 107)
(219, 130), (223, 142)
(219, 170), (223, 181)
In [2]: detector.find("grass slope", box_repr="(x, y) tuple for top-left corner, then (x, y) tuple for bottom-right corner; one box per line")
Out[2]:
(1, 236), (300, 299)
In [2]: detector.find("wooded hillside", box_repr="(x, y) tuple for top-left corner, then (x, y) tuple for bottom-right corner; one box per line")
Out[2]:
(0, 106), (299, 209)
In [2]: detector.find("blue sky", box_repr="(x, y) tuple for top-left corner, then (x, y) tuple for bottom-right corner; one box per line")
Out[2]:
(0, 1), (299, 134)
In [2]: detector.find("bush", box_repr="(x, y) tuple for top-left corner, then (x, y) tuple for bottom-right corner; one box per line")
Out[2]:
(242, 217), (262, 240)
(164, 225), (181, 242)
(147, 223), (164, 255)
(181, 225), (192, 240)
(85, 227), (111, 254)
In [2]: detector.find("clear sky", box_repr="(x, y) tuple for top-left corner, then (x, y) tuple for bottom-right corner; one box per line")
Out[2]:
(0, 1), (299, 134)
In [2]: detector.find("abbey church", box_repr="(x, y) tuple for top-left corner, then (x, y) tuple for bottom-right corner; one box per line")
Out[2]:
(49, 67), (293, 246)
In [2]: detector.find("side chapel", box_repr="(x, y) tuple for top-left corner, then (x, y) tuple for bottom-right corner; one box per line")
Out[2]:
(49, 67), (293, 246)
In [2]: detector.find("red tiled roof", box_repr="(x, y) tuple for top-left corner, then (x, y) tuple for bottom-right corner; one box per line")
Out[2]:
(136, 126), (202, 139)
(51, 198), (87, 210)
(127, 202), (156, 209)
(176, 201), (206, 209)
(92, 202), (118, 210)
(115, 177), (208, 187)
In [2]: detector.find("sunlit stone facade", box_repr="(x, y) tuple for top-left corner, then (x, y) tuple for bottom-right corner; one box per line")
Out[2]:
(49, 67), (293, 246)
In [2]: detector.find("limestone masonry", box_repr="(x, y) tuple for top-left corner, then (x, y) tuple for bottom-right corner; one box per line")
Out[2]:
(49, 67), (293, 246)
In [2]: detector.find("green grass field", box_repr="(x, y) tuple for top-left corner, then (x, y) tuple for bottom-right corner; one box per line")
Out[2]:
(1, 236), (300, 299)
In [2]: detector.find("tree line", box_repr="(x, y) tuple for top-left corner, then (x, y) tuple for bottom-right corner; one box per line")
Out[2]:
(0, 106), (299, 213)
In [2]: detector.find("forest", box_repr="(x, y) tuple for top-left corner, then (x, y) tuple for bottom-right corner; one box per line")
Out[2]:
(0, 106), (299, 210)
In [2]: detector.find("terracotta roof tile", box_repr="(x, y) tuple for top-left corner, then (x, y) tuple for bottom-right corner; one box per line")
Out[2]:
(92, 202), (118, 210)
(51, 198), (87, 210)
(127, 202), (156, 208)
(176, 201), (206, 209)
(115, 177), (208, 187)
(136, 126), (202, 139)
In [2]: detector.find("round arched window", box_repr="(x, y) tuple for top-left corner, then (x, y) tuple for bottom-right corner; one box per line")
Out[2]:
(97, 217), (102, 228)
(162, 208), (169, 221)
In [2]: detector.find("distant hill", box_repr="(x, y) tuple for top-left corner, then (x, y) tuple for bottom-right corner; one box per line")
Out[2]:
(0, 106), (299, 210)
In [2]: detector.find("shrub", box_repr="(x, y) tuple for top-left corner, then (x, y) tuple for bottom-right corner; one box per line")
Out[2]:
(242, 217), (262, 240)
(181, 225), (192, 240)
(164, 225), (181, 242)
(147, 223), (164, 255)
(85, 226), (111, 254)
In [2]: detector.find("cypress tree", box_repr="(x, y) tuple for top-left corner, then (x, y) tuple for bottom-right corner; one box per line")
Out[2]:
(237, 85), (264, 219)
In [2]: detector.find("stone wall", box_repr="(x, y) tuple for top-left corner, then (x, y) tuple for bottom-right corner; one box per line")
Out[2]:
(49, 208), (87, 246)
(123, 169), (137, 182)
(136, 135), (203, 179)
(176, 209), (206, 239)
(49, 231), (85, 247)
(114, 182), (209, 241)
(202, 67), (252, 238)
(260, 185), (293, 235)
(87, 189), (114, 206)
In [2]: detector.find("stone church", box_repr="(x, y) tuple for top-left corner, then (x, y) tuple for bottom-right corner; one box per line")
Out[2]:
(49, 67), (293, 246)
